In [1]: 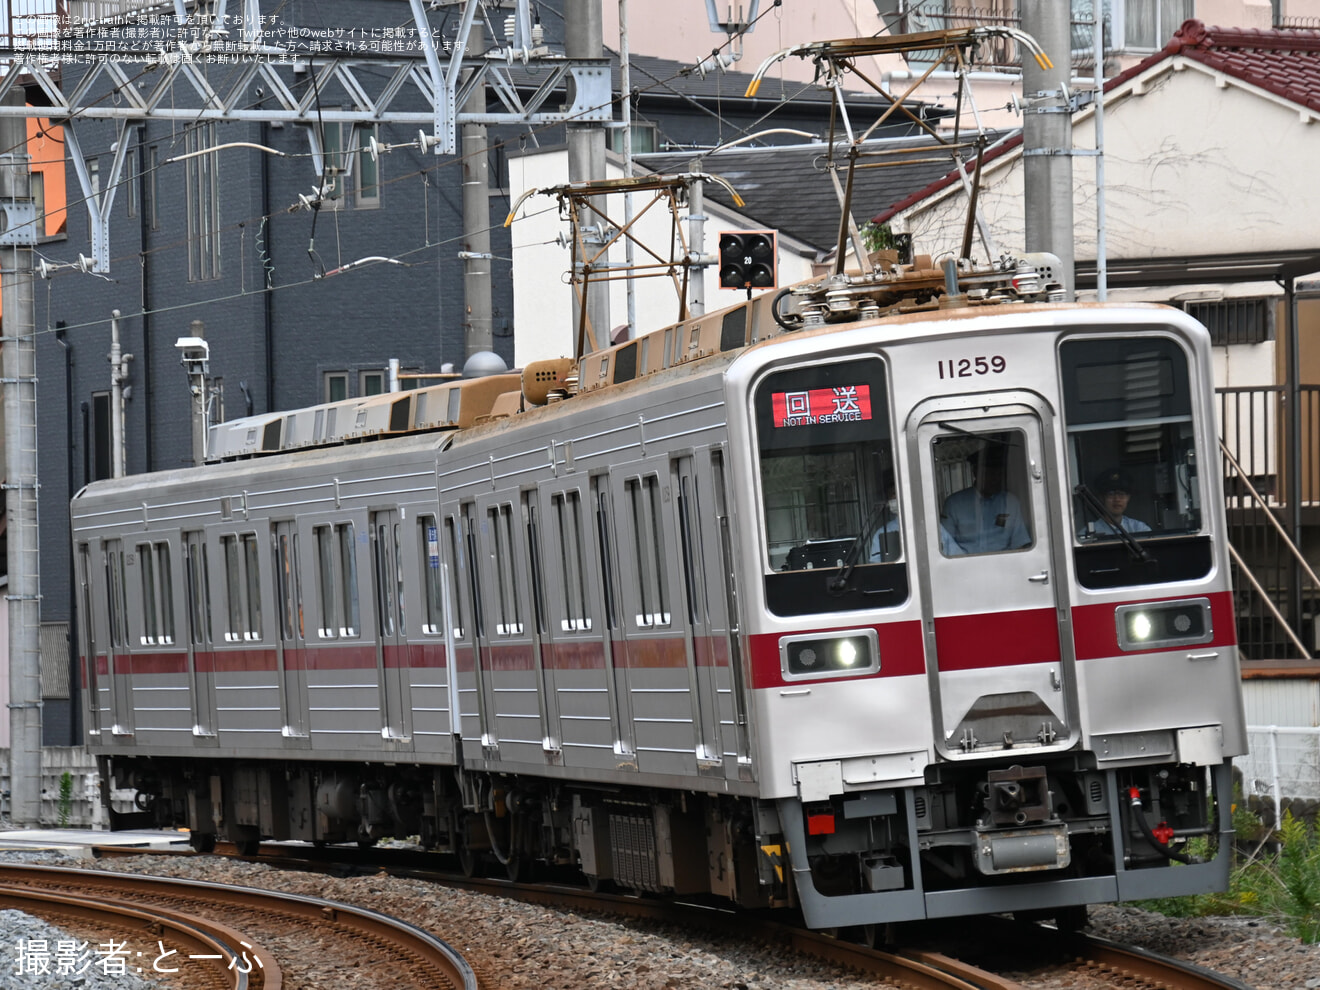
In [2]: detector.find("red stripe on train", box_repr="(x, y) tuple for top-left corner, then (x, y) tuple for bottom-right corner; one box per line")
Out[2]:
(748, 620), (925, 690)
(933, 608), (1062, 671)
(1071, 590), (1236, 659)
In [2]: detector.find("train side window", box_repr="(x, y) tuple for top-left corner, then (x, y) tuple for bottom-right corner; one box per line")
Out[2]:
(220, 534), (263, 642)
(105, 541), (129, 649)
(444, 517), (466, 637)
(338, 523), (360, 636)
(592, 483), (618, 630)
(275, 531), (302, 642)
(523, 496), (549, 636)
(137, 541), (176, 645)
(419, 515), (444, 635)
(1060, 335), (1210, 589)
(184, 533), (212, 646)
(313, 523), (360, 638)
(489, 504), (523, 636)
(314, 526), (339, 638)
(551, 491), (592, 632)
(138, 542), (159, 645)
(625, 475), (670, 627)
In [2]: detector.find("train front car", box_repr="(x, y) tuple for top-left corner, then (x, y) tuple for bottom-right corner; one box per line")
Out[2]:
(727, 301), (1246, 928)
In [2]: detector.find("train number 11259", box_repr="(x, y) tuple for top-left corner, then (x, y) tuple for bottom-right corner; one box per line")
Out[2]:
(937, 355), (1006, 379)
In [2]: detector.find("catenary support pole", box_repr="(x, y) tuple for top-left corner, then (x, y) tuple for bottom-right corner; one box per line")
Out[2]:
(1021, 0), (1075, 300)
(566, 0), (611, 348)
(461, 19), (493, 360)
(1, 91), (42, 826)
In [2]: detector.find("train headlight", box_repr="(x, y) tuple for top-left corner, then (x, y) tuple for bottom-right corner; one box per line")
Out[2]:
(780, 630), (878, 679)
(1115, 598), (1213, 652)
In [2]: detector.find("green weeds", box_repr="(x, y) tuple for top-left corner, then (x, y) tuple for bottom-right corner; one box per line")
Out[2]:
(1139, 799), (1320, 942)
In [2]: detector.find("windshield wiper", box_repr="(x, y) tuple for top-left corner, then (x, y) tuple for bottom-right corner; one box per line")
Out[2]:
(1075, 483), (1153, 565)
(828, 501), (895, 595)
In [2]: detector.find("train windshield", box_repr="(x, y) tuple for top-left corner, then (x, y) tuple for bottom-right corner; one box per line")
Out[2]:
(754, 359), (897, 574)
(1061, 335), (1211, 588)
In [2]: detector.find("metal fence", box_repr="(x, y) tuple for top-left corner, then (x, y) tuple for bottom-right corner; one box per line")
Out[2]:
(1238, 726), (1320, 824)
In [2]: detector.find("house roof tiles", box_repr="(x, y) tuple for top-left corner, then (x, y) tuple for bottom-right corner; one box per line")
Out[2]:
(872, 19), (1320, 225)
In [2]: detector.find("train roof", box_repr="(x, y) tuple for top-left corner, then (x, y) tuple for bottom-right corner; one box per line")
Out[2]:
(189, 252), (1079, 469)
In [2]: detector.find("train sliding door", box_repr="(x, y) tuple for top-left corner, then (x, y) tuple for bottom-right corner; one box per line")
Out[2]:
(672, 455), (724, 771)
(103, 539), (134, 737)
(370, 509), (413, 744)
(272, 521), (310, 743)
(908, 394), (1080, 759)
(182, 531), (218, 740)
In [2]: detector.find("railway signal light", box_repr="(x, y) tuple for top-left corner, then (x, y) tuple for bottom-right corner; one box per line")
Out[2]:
(718, 230), (777, 290)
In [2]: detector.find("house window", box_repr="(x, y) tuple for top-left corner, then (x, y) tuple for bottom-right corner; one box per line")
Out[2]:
(324, 372), (348, 403)
(360, 370), (384, 396)
(125, 150), (136, 218)
(1114, 0), (1194, 51)
(185, 123), (221, 280)
(356, 125), (380, 207)
(91, 390), (112, 481)
(31, 172), (46, 232)
(606, 123), (657, 155)
(146, 145), (159, 230)
(322, 122), (380, 209)
(1184, 298), (1274, 347)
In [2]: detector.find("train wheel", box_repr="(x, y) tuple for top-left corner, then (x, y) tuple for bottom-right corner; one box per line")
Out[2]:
(235, 838), (260, 857)
(458, 841), (480, 878)
(504, 855), (525, 883)
(188, 832), (216, 854)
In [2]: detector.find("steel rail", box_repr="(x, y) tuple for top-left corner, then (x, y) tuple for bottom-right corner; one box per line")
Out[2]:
(0, 881), (275, 990)
(1062, 931), (1257, 990)
(0, 863), (476, 990)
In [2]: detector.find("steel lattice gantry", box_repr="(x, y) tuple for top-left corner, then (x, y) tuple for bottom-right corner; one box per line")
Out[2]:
(0, 0), (610, 270)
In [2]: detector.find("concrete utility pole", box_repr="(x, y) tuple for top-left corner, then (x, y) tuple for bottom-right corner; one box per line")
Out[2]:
(1, 91), (42, 827)
(461, 19), (493, 360)
(1021, 0), (1075, 300)
(566, 0), (611, 344)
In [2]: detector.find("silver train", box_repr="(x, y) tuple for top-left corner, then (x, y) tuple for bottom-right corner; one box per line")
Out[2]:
(72, 255), (1247, 928)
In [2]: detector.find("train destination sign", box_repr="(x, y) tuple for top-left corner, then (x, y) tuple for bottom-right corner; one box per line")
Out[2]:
(771, 385), (873, 427)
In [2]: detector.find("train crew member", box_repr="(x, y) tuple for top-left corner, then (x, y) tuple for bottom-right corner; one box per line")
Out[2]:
(868, 468), (901, 560)
(1084, 468), (1152, 538)
(940, 447), (1031, 555)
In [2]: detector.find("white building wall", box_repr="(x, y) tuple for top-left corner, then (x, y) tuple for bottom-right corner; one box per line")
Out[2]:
(508, 148), (817, 366)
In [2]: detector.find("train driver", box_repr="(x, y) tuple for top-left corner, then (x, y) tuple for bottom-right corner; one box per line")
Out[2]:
(1083, 468), (1152, 538)
(940, 447), (1031, 555)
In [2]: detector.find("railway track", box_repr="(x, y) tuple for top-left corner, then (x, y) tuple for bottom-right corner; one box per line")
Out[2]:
(78, 842), (1260, 990)
(0, 862), (475, 990)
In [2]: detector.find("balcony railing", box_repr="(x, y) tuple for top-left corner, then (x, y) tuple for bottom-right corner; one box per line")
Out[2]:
(1219, 385), (1320, 661)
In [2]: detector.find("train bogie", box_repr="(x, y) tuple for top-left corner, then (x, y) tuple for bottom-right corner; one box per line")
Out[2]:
(73, 257), (1246, 926)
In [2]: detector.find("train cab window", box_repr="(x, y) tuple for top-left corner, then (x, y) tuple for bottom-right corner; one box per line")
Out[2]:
(419, 515), (444, 635)
(1060, 336), (1210, 589)
(220, 534), (263, 642)
(313, 523), (361, 638)
(754, 359), (908, 617)
(932, 432), (1034, 557)
(137, 541), (176, 645)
